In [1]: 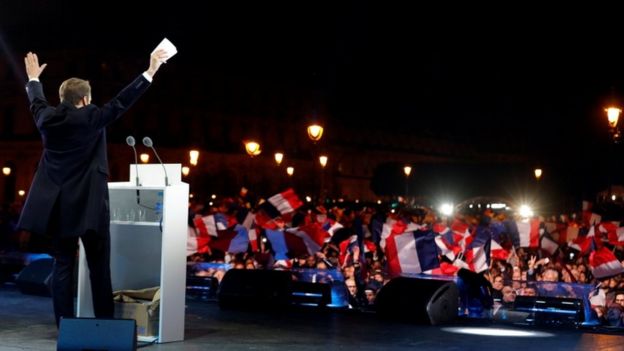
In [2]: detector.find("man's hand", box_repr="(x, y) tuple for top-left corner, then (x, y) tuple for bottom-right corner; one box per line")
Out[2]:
(24, 52), (47, 80)
(146, 49), (168, 78)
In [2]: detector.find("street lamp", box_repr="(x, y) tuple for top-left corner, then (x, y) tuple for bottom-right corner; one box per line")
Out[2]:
(2, 167), (11, 176)
(189, 150), (199, 166)
(534, 168), (543, 181)
(318, 155), (328, 199)
(319, 155), (328, 168)
(286, 166), (294, 176)
(274, 152), (284, 166)
(403, 165), (412, 198)
(307, 124), (324, 142)
(244, 141), (261, 157)
(182, 166), (190, 176)
(606, 106), (622, 143)
(140, 153), (150, 163)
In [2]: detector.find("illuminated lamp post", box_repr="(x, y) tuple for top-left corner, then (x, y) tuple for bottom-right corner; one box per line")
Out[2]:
(403, 165), (412, 199)
(307, 124), (324, 142)
(319, 155), (328, 199)
(606, 107), (621, 143)
(189, 150), (199, 166)
(274, 152), (284, 166)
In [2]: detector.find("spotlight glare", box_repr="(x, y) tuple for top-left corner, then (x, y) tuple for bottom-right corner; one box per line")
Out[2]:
(518, 204), (534, 218)
(439, 203), (454, 217)
(442, 327), (554, 337)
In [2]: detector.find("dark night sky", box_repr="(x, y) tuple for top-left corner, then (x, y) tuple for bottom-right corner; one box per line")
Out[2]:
(3, 2), (624, 207)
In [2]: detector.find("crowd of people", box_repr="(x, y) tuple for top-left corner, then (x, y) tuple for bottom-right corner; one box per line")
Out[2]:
(3, 187), (624, 327)
(183, 190), (624, 327)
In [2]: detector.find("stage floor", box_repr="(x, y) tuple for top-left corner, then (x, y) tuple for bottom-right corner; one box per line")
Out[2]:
(1, 282), (623, 351)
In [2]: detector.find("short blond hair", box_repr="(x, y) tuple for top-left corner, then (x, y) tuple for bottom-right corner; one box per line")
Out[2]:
(59, 78), (91, 105)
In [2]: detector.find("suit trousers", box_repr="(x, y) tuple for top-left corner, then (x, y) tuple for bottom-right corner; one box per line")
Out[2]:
(51, 233), (113, 327)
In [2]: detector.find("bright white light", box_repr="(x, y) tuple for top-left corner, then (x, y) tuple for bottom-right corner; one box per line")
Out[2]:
(305, 196), (312, 202)
(377, 200), (382, 205)
(469, 204), (473, 209)
(262, 238), (267, 243)
(442, 327), (553, 337)
(491, 203), (506, 209)
(211, 194), (217, 199)
(18, 190), (26, 196)
(612, 194), (617, 201)
(189, 193), (194, 199)
(189, 150), (199, 166)
(209, 201), (213, 206)
(439, 203), (454, 217)
(519, 205), (534, 218)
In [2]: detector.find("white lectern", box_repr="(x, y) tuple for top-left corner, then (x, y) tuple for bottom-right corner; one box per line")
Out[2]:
(77, 164), (189, 343)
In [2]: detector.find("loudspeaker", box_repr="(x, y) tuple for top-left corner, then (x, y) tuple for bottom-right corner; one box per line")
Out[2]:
(15, 257), (53, 296)
(217, 269), (293, 310)
(57, 318), (137, 351)
(375, 277), (459, 325)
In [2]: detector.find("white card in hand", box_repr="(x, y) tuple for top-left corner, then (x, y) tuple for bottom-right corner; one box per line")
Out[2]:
(151, 38), (177, 61)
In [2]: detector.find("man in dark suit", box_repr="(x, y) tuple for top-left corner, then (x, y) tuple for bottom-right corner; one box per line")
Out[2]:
(18, 49), (168, 326)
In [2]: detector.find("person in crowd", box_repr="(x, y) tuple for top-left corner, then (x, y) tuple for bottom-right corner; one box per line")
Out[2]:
(18, 50), (167, 326)
(345, 278), (366, 309)
(606, 292), (624, 327)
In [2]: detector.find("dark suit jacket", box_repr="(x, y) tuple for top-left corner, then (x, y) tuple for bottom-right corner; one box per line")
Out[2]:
(18, 75), (151, 237)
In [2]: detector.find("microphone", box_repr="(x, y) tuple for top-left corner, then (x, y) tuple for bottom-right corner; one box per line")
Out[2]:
(126, 136), (141, 187)
(126, 136), (141, 205)
(142, 136), (169, 186)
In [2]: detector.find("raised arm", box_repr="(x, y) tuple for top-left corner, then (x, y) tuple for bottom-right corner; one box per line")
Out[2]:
(144, 49), (168, 80)
(24, 52), (47, 80)
(92, 49), (170, 129)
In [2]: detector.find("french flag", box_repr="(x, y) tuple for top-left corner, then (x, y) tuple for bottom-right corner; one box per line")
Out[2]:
(265, 226), (323, 260)
(425, 261), (460, 276)
(241, 212), (259, 252)
(385, 231), (440, 277)
(434, 226), (461, 261)
(268, 188), (303, 215)
(598, 222), (624, 246)
(516, 219), (540, 248)
(208, 224), (250, 254)
(194, 213), (229, 237)
(540, 234), (559, 255)
(589, 247), (624, 279)
(460, 241), (490, 273)
(490, 238), (509, 261)
(380, 219), (425, 250)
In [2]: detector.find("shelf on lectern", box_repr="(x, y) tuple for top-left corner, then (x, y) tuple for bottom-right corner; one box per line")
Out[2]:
(109, 188), (164, 223)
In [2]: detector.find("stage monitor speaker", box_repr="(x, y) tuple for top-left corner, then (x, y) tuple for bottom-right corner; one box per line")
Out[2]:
(15, 257), (53, 296)
(217, 269), (293, 310)
(57, 318), (137, 351)
(513, 295), (584, 327)
(375, 277), (459, 325)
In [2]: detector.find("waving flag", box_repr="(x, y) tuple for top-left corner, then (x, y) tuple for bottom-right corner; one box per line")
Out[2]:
(208, 224), (250, 253)
(265, 226), (323, 259)
(517, 219), (540, 248)
(540, 234), (559, 255)
(385, 231), (440, 277)
(590, 247), (624, 279)
(268, 188), (303, 215)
